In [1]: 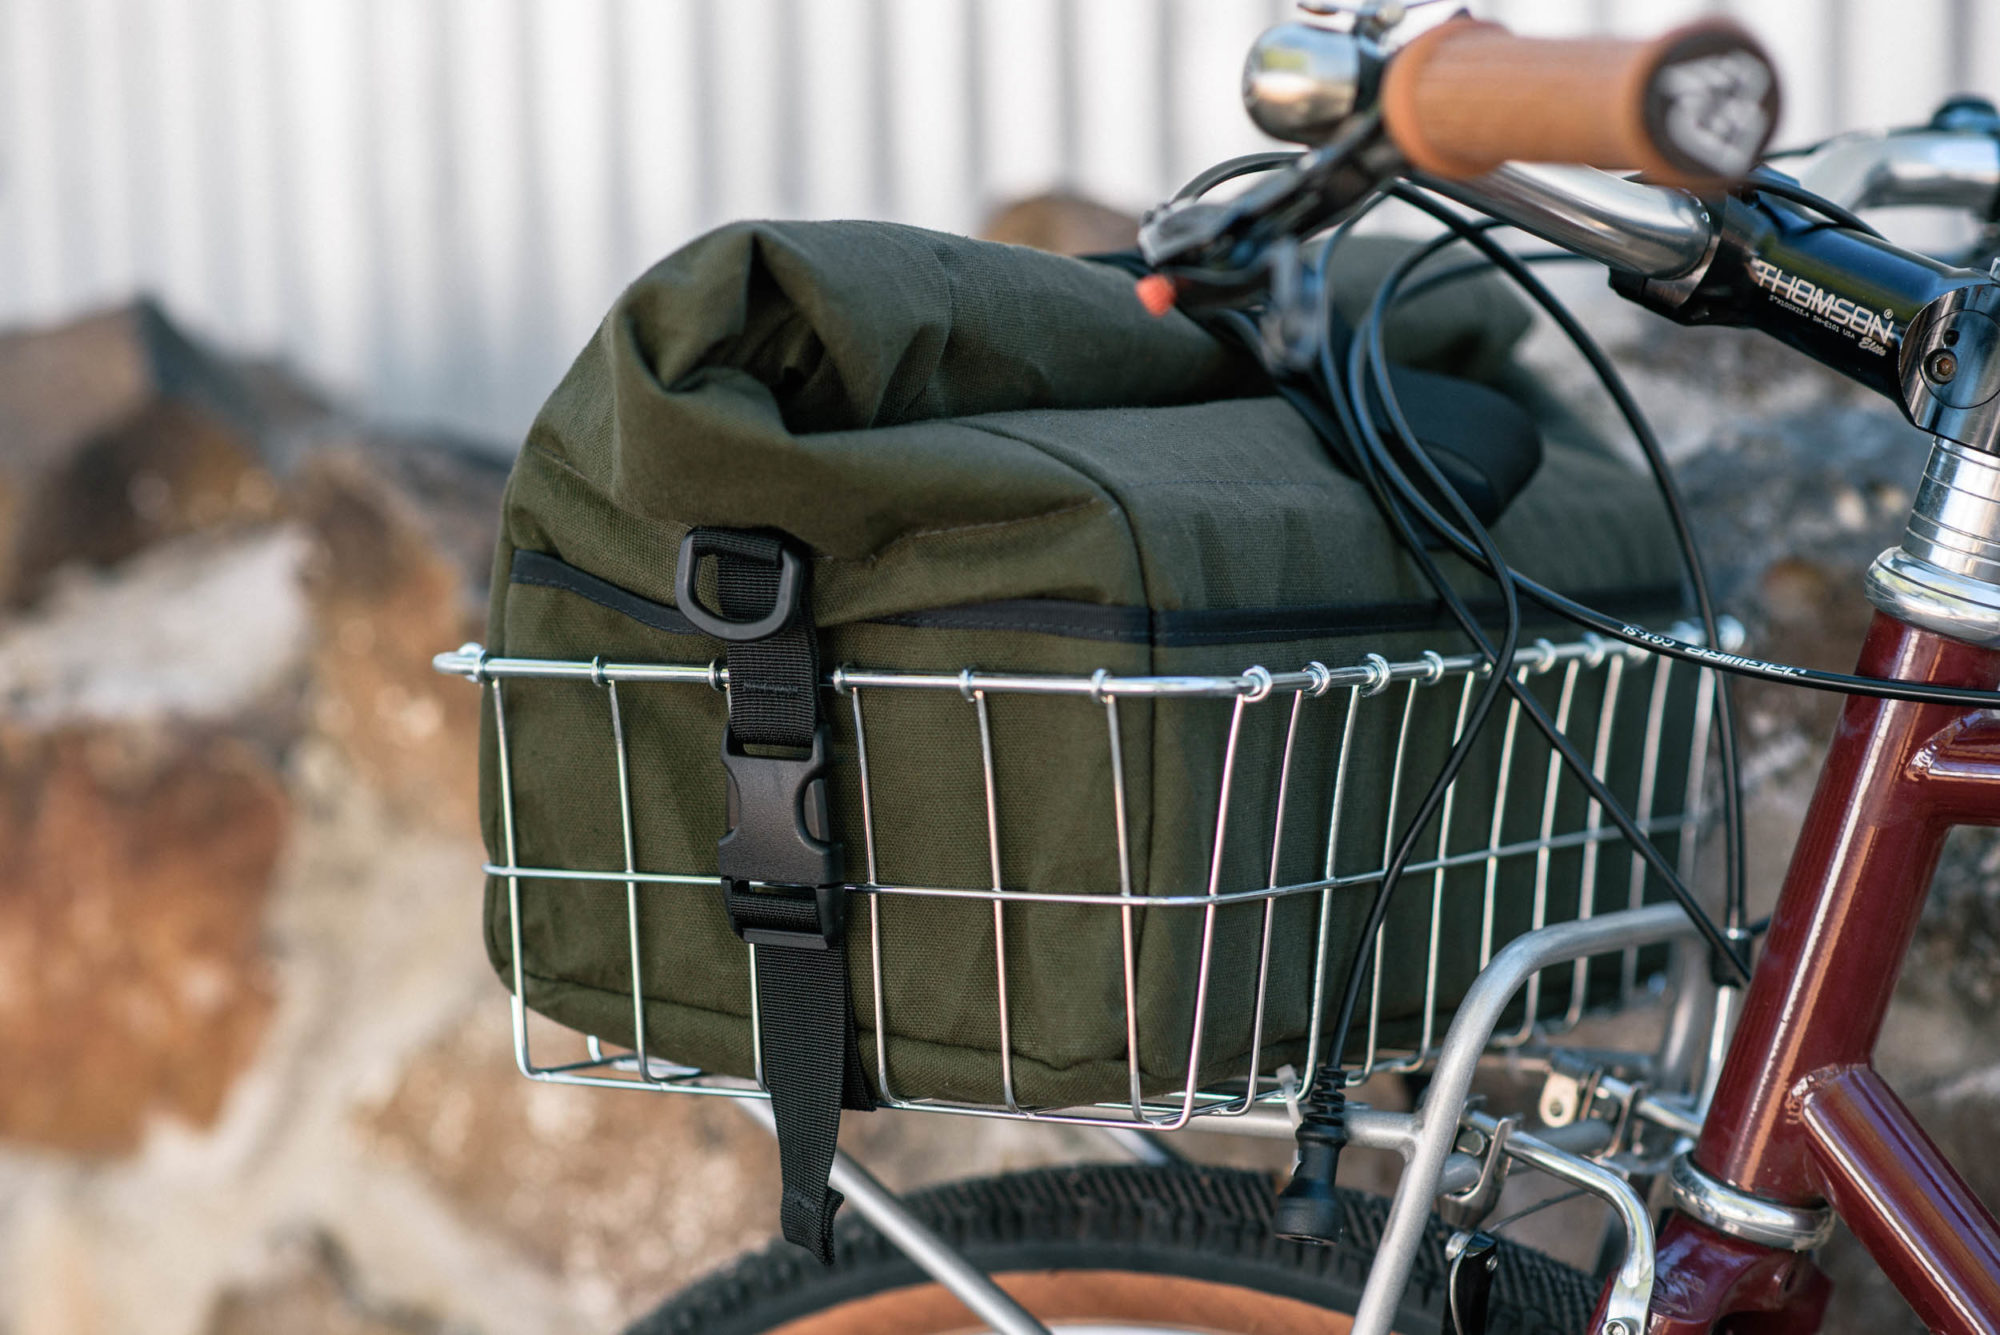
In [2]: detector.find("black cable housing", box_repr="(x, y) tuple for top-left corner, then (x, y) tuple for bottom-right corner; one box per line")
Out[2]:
(1383, 185), (1750, 939)
(1306, 214), (1752, 1068)
(1744, 165), (1886, 239)
(1173, 150), (1305, 202)
(1329, 201), (2000, 713)
(1174, 143), (2000, 1079)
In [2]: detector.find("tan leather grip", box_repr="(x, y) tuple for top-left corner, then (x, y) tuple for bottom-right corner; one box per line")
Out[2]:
(1380, 17), (1780, 185)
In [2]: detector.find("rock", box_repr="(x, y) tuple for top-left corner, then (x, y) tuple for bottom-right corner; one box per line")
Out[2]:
(1903, 831), (2000, 1017)
(292, 447), (496, 835)
(204, 1231), (449, 1335)
(354, 1006), (1142, 1325)
(980, 192), (1140, 256)
(0, 292), (526, 1331)
(356, 1011), (784, 1325)
(0, 523), (311, 1157)
(0, 734), (573, 1335)
(308, 430), (509, 600)
(0, 725), (285, 1154)
(0, 526), (312, 731)
(0, 301), (287, 605)
(0, 295), (542, 1333)
(0, 298), (506, 619)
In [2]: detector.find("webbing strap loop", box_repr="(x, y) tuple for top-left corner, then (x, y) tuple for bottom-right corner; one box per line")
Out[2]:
(692, 526), (871, 1265)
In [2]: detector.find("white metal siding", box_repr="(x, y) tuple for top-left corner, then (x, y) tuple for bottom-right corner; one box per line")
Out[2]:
(0, 0), (1990, 442)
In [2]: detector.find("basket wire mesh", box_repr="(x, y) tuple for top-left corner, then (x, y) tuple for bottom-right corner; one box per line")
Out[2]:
(437, 625), (1723, 1130)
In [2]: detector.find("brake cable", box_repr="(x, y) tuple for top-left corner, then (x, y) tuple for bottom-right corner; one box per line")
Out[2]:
(1311, 216), (1752, 1081)
(1172, 150), (1304, 203)
(1196, 201), (1756, 1086)
(1371, 190), (1749, 942)
(1172, 149), (2000, 1095)
(1362, 182), (2000, 714)
(1310, 176), (2000, 1053)
(1744, 164), (1886, 239)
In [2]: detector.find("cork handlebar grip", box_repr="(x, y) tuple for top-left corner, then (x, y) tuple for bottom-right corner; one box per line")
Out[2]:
(1380, 17), (1780, 186)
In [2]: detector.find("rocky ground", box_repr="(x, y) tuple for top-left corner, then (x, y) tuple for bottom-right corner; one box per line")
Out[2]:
(0, 275), (1994, 1334)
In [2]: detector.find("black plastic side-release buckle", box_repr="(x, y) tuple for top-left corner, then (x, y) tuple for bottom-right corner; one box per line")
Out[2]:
(718, 721), (844, 891)
(725, 881), (849, 950)
(719, 722), (847, 947)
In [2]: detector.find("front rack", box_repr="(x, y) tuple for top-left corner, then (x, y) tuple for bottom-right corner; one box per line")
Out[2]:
(436, 622), (1730, 1131)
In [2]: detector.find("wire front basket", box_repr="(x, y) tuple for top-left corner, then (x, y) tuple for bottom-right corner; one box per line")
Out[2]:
(435, 624), (1727, 1130)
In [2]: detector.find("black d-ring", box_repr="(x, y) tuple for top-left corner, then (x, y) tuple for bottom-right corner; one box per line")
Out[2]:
(675, 530), (806, 642)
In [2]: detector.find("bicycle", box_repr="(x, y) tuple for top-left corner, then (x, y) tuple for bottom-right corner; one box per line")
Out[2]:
(437, 5), (2000, 1332)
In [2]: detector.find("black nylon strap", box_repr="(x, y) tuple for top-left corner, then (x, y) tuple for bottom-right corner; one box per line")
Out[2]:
(726, 887), (874, 1263)
(710, 530), (822, 748)
(701, 527), (872, 1266)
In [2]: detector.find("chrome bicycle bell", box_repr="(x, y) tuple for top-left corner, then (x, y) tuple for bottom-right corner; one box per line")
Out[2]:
(1242, 21), (1384, 146)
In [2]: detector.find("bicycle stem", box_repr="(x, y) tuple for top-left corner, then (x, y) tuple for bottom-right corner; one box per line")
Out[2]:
(1435, 161), (2000, 653)
(1433, 161), (2000, 446)
(1612, 194), (1989, 432)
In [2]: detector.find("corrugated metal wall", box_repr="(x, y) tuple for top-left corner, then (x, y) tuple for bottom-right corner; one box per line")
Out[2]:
(1, 0), (1993, 443)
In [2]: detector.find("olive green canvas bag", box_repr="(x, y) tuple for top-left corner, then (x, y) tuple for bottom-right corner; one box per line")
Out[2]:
(476, 219), (1697, 1256)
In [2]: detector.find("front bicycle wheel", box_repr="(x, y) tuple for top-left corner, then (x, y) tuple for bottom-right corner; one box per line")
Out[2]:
(633, 1164), (1595, 1335)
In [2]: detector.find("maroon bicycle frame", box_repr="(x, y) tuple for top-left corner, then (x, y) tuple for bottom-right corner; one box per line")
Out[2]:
(1639, 612), (2000, 1334)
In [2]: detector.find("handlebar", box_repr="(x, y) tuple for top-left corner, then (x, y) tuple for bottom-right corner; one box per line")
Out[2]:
(1143, 11), (2000, 454)
(1177, 11), (2000, 290)
(1419, 163), (1717, 280)
(1793, 128), (2000, 215)
(1427, 114), (2000, 284)
(1380, 17), (1779, 186)
(1145, 14), (1782, 287)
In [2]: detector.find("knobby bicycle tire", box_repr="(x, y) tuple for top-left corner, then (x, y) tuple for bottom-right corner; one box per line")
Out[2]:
(633, 1164), (1596, 1335)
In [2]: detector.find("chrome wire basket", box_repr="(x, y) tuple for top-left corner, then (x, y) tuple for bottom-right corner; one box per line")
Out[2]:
(434, 623), (1729, 1131)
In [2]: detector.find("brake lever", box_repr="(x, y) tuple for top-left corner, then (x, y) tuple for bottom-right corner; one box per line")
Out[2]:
(1136, 153), (1326, 274)
(1137, 111), (1396, 286)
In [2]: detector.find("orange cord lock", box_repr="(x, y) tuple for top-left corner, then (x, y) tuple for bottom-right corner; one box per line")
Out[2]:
(1134, 273), (1180, 317)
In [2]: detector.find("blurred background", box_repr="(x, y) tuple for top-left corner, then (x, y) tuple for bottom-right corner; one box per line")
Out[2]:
(4, 3), (2000, 1334)
(5, 0), (2000, 443)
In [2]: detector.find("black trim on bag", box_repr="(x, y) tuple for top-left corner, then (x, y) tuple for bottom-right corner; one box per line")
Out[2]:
(513, 549), (704, 636)
(868, 600), (1151, 641)
(510, 549), (1687, 649)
